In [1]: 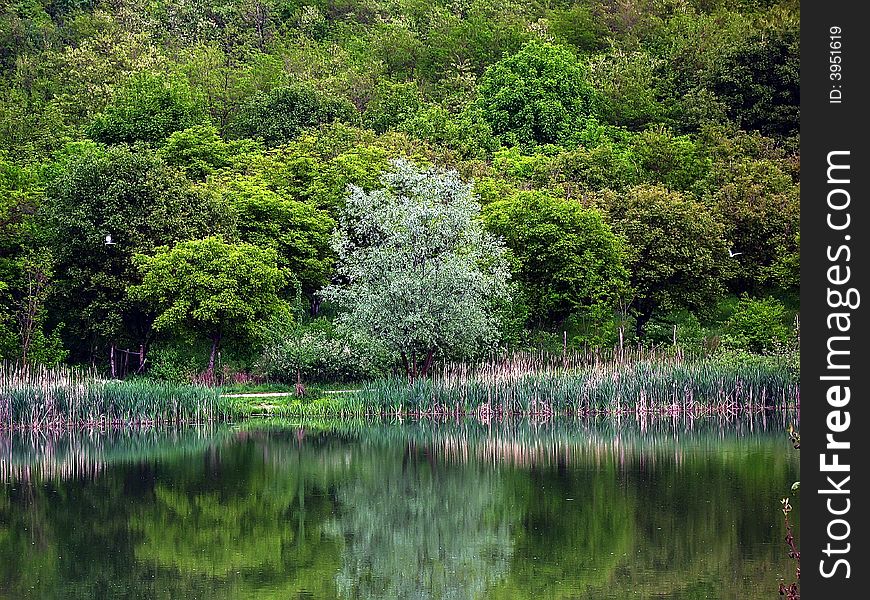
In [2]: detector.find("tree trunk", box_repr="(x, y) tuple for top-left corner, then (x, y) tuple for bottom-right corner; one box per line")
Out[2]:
(310, 296), (322, 318)
(207, 332), (221, 382)
(295, 367), (305, 397)
(401, 352), (410, 381)
(420, 348), (436, 378)
(635, 309), (653, 339)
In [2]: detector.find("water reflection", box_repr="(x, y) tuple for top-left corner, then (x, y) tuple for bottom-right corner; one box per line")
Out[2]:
(1, 414), (799, 599)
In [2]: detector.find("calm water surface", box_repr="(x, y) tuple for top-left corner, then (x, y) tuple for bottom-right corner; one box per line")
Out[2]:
(0, 415), (799, 599)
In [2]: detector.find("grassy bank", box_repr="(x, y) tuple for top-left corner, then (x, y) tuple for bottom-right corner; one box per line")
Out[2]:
(226, 352), (799, 418)
(0, 364), (229, 430)
(3, 351), (799, 427)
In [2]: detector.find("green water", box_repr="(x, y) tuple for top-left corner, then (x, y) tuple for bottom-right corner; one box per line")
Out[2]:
(0, 415), (799, 599)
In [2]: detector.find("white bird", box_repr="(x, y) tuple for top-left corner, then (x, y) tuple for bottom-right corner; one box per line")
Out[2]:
(728, 248), (742, 257)
(105, 234), (116, 245)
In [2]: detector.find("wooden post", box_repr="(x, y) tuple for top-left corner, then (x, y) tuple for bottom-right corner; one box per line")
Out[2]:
(139, 345), (145, 370)
(562, 331), (567, 367)
(110, 344), (116, 379)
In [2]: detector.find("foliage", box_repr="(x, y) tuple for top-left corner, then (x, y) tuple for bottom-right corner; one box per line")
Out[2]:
(709, 22), (799, 138)
(0, 0), (801, 380)
(259, 309), (390, 386)
(630, 126), (709, 191)
(232, 84), (358, 146)
(86, 73), (208, 145)
(598, 185), (728, 336)
(589, 50), (668, 130)
(130, 236), (287, 375)
(324, 159), (511, 378)
(144, 337), (213, 383)
(483, 190), (628, 326)
(700, 126), (799, 292)
(9, 251), (68, 366)
(723, 296), (793, 353)
(475, 41), (593, 146)
(210, 176), (335, 296)
(548, 3), (608, 53)
(158, 125), (262, 180)
(363, 80), (423, 134)
(40, 143), (218, 358)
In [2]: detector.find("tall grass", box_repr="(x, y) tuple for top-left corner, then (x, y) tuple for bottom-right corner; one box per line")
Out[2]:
(0, 363), (228, 430)
(353, 351), (799, 417)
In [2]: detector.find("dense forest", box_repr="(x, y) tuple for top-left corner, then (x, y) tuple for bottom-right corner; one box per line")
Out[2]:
(0, 0), (800, 383)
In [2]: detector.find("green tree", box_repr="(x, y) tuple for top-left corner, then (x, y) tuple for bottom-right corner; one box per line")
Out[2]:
(475, 40), (593, 146)
(599, 185), (728, 336)
(179, 44), (287, 134)
(86, 73), (208, 145)
(232, 84), (358, 147)
(1, 197), (68, 367)
(41, 143), (218, 365)
(699, 127), (800, 293)
(549, 3), (608, 53)
(723, 295), (793, 353)
(0, 154), (40, 359)
(589, 50), (667, 130)
(363, 80), (423, 134)
(158, 125), (262, 180)
(709, 23), (799, 138)
(130, 236), (287, 379)
(483, 190), (628, 327)
(630, 126), (709, 191)
(324, 159), (511, 379)
(212, 177), (335, 300)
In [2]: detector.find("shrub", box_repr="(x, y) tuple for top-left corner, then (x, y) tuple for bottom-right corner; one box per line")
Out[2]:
(723, 296), (793, 353)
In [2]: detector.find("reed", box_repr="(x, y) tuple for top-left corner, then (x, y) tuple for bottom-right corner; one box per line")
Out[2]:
(353, 351), (799, 417)
(0, 363), (228, 430)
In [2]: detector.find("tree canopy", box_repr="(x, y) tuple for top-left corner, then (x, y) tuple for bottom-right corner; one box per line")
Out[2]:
(324, 160), (511, 378)
(598, 185), (729, 336)
(0, 0), (801, 376)
(130, 236), (287, 377)
(484, 190), (628, 327)
(475, 41), (593, 146)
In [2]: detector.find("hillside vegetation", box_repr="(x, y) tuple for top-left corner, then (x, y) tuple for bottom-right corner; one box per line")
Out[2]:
(0, 0), (800, 383)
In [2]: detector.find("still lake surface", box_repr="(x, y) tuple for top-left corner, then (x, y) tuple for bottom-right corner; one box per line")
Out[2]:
(1, 414), (799, 599)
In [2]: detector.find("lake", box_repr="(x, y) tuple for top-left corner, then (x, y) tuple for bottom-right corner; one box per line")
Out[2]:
(1, 414), (799, 599)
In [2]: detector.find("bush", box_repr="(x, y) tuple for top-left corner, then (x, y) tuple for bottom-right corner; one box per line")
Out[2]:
(259, 316), (391, 383)
(644, 310), (714, 353)
(146, 337), (261, 384)
(723, 296), (793, 353)
(145, 338), (209, 383)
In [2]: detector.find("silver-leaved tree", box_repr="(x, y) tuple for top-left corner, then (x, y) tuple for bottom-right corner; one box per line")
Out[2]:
(324, 159), (511, 380)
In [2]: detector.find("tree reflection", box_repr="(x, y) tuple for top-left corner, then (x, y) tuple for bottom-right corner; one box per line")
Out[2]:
(327, 443), (518, 599)
(0, 418), (798, 599)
